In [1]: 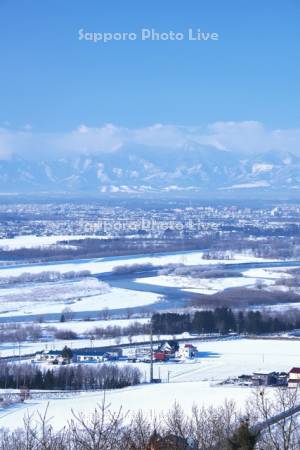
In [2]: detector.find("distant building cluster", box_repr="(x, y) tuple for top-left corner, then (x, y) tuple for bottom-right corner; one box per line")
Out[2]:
(2, 202), (300, 240)
(35, 340), (200, 367)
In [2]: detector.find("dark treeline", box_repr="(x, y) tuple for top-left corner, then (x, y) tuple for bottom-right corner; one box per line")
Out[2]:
(206, 235), (300, 259)
(152, 308), (300, 335)
(0, 363), (141, 390)
(3, 233), (300, 265)
(0, 237), (213, 262)
(276, 268), (300, 287)
(190, 288), (300, 309)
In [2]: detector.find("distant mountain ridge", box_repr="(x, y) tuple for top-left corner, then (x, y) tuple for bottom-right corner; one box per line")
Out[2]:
(1, 146), (300, 196)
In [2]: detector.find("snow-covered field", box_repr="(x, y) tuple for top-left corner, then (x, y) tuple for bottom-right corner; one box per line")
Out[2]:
(0, 337), (297, 429)
(136, 274), (263, 295)
(0, 250), (281, 319)
(33, 336), (300, 383)
(147, 338), (300, 382)
(0, 261), (296, 319)
(0, 382), (251, 430)
(0, 235), (109, 250)
(0, 251), (277, 278)
(0, 247), (298, 430)
(135, 266), (292, 295)
(242, 267), (293, 280)
(0, 281), (161, 317)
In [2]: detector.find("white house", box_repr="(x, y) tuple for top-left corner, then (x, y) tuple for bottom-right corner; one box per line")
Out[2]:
(176, 344), (198, 359)
(35, 350), (65, 364)
(288, 367), (300, 388)
(76, 354), (106, 363)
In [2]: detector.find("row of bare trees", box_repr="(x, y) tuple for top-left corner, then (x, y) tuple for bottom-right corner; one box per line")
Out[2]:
(83, 322), (150, 340)
(0, 270), (91, 286)
(0, 323), (42, 343)
(0, 319), (150, 345)
(0, 388), (300, 449)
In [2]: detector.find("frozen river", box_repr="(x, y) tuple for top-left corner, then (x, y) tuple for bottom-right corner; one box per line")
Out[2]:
(0, 250), (300, 323)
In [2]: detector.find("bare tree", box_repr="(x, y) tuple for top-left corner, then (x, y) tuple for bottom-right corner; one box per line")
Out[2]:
(70, 399), (127, 450)
(61, 307), (74, 322)
(248, 387), (300, 450)
(98, 307), (110, 321)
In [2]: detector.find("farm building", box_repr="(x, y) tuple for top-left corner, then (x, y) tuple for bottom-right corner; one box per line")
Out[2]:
(154, 351), (168, 362)
(157, 340), (179, 356)
(177, 344), (198, 359)
(252, 372), (278, 387)
(35, 350), (66, 364)
(288, 367), (300, 388)
(36, 347), (122, 365)
(73, 347), (122, 363)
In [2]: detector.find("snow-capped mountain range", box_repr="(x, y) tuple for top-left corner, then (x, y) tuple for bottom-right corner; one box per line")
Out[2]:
(1, 146), (299, 196)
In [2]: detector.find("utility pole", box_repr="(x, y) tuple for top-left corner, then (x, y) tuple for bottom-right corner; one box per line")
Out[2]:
(90, 336), (94, 349)
(150, 316), (154, 383)
(16, 340), (21, 389)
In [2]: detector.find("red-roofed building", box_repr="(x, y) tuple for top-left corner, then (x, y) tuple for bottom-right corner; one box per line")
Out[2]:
(154, 351), (168, 362)
(288, 368), (300, 388)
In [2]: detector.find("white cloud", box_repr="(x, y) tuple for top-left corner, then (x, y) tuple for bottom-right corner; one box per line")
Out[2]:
(96, 162), (110, 182)
(203, 121), (300, 154)
(1, 121), (300, 160)
(204, 121), (268, 152)
(112, 167), (123, 177)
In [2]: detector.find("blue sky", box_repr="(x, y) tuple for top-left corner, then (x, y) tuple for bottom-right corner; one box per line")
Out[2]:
(0, 0), (299, 137)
